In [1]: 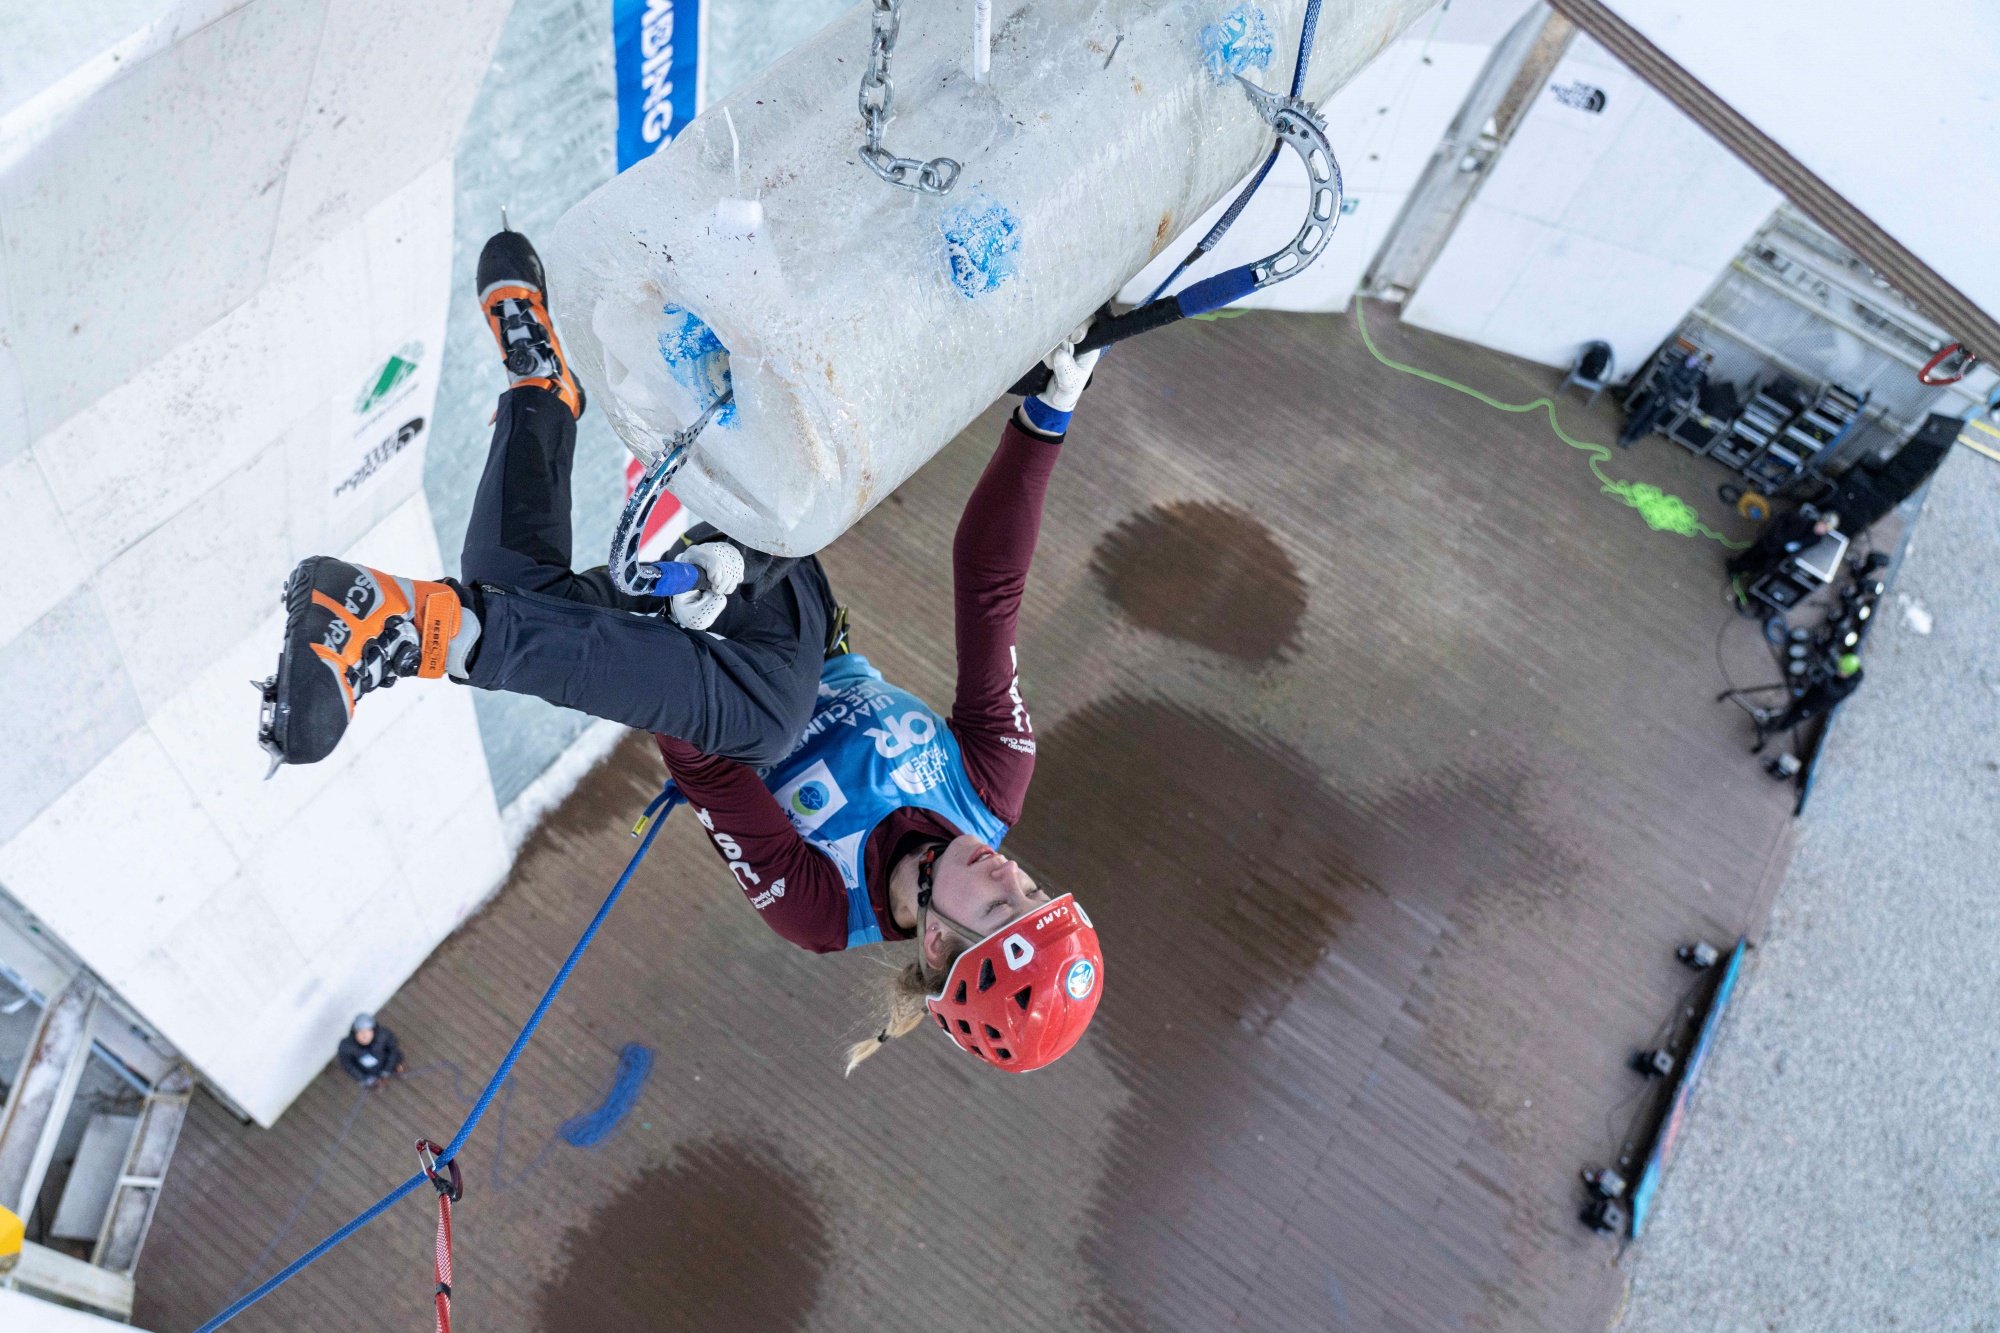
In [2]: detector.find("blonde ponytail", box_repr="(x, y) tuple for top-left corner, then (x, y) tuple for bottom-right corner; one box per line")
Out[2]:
(843, 956), (934, 1076)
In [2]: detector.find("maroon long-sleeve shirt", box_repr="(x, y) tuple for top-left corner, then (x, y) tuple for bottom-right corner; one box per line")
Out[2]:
(656, 417), (1058, 952)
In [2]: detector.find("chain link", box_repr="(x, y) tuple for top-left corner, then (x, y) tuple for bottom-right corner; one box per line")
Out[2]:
(857, 0), (961, 195)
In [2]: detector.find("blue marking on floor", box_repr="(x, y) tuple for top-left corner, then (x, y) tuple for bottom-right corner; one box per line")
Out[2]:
(1327, 1268), (1355, 1328)
(560, 1043), (655, 1147)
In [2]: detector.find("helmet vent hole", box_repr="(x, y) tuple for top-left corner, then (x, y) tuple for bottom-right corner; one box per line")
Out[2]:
(978, 958), (996, 992)
(934, 1014), (948, 1029)
(953, 980), (968, 1005)
(983, 1024), (1002, 1041)
(957, 1020), (973, 1035)
(1012, 986), (1032, 1011)
(994, 1048), (1012, 1061)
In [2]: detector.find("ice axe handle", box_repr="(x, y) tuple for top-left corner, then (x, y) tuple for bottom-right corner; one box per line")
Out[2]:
(651, 562), (703, 596)
(1004, 296), (1191, 398)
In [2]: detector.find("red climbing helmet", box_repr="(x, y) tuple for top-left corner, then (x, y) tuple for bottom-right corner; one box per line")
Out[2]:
(926, 893), (1103, 1073)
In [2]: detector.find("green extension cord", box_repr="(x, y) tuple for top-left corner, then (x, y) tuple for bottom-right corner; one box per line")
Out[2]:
(1351, 299), (1746, 549)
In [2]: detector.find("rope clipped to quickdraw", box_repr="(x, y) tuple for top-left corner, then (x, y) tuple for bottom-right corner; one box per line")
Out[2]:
(192, 790), (677, 1333)
(416, 1140), (462, 1333)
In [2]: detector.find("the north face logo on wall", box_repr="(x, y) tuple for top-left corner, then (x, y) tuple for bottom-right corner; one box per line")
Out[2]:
(334, 417), (425, 497)
(355, 342), (423, 415)
(773, 760), (848, 833)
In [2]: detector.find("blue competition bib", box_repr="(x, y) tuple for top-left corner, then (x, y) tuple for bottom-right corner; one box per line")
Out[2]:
(762, 655), (1009, 949)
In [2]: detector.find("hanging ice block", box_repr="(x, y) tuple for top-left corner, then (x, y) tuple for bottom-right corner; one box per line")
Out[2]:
(547, 0), (1436, 556)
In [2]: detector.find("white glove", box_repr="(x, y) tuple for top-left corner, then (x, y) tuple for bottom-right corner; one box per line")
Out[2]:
(668, 541), (744, 632)
(1038, 324), (1104, 413)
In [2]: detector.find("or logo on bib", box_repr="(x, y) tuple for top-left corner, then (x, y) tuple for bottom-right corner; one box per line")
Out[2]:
(763, 656), (1010, 950)
(1065, 959), (1097, 1001)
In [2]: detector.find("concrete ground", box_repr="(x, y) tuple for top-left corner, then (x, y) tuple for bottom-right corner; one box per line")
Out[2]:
(1616, 439), (2000, 1333)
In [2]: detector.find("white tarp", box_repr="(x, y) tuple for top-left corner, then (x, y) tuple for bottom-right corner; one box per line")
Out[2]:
(1601, 0), (2000, 334)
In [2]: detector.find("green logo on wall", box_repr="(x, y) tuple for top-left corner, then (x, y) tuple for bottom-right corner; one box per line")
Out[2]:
(355, 342), (423, 415)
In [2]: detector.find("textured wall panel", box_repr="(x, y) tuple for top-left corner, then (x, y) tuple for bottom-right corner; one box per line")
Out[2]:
(0, 728), (239, 977)
(0, 589), (144, 843)
(7, 494), (502, 1124)
(0, 0), (326, 437)
(1403, 33), (1780, 373)
(266, 0), (507, 270)
(0, 452), (85, 648)
(100, 445), (292, 715)
(31, 164), (451, 566)
(142, 516), (431, 864)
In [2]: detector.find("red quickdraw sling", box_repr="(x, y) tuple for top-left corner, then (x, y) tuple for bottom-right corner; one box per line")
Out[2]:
(416, 1140), (462, 1333)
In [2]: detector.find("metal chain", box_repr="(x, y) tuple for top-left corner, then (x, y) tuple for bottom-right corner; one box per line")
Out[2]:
(857, 0), (961, 194)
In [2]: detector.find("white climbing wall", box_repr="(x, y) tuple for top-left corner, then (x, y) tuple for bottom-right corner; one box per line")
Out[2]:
(1400, 33), (1783, 375)
(0, 0), (512, 1125)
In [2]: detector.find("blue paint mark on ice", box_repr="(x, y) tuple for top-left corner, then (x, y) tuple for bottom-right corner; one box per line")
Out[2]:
(1200, 4), (1275, 83)
(940, 196), (1022, 299)
(658, 303), (737, 426)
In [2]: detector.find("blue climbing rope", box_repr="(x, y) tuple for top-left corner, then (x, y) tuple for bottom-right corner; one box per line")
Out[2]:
(193, 782), (681, 1333)
(221, 1087), (371, 1303)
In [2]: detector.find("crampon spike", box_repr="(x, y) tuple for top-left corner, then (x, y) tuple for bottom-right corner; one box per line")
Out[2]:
(253, 676), (285, 780)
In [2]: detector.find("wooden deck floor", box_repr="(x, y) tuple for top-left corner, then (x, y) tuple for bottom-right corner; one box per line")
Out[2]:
(136, 305), (1796, 1333)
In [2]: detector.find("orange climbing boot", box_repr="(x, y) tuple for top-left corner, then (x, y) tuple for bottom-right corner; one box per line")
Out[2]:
(254, 558), (466, 775)
(478, 227), (585, 418)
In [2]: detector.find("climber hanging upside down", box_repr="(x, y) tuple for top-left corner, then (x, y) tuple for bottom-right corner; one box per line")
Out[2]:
(255, 228), (1103, 1074)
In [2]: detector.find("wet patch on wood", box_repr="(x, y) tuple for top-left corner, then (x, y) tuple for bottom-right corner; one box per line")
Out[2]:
(1091, 500), (1306, 662)
(534, 1136), (830, 1331)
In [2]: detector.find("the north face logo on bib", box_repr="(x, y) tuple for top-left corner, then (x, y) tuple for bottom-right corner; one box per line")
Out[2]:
(890, 746), (951, 795)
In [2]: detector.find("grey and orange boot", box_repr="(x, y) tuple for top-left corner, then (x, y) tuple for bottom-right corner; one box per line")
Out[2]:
(254, 559), (466, 776)
(478, 228), (584, 417)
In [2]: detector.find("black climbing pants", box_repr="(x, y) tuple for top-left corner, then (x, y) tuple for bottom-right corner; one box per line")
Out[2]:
(458, 386), (836, 766)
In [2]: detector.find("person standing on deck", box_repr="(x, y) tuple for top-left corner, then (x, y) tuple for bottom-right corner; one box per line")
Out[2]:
(255, 229), (1103, 1074)
(336, 1014), (405, 1088)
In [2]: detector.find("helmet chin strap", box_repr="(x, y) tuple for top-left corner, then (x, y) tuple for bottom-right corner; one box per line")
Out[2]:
(914, 841), (987, 976)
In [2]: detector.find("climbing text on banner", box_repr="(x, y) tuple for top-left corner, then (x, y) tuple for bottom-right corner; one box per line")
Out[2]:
(615, 0), (704, 172)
